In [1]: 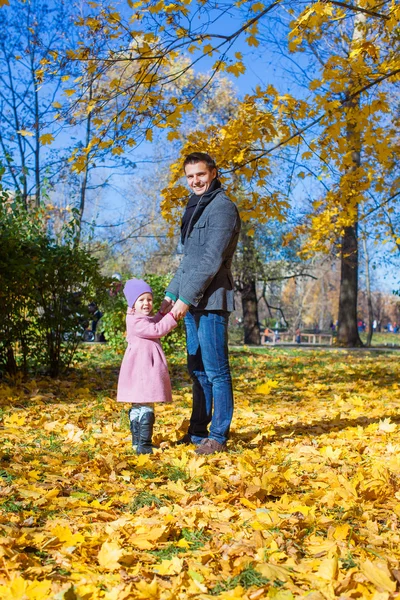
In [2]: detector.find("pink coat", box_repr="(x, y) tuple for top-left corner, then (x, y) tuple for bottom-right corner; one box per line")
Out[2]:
(117, 310), (177, 404)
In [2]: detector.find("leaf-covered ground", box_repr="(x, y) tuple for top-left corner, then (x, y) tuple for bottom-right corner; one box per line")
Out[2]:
(1, 346), (400, 599)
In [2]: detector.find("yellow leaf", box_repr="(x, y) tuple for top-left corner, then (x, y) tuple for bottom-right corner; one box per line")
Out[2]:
(40, 133), (54, 145)
(167, 130), (180, 141)
(0, 577), (52, 598)
(145, 129), (153, 142)
(135, 579), (158, 599)
(360, 560), (396, 592)
(218, 586), (247, 599)
(64, 423), (84, 443)
(4, 413), (26, 426)
(19, 486), (43, 499)
(51, 524), (85, 546)
(98, 541), (123, 570)
(136, 454), (151, 466)
(255, 380), (279, 395)
(188, 569), (204, 582)
(203, 43), (214, 55)
(52, 101), (62, 109)
(111, 146), (124, 156)
(17, 129), (34, 137)
(333, 523), (350, 540)
(320, 445), (342, 461)
(239, 497), (257, 509)
(154, 556), (183, 575)
(246, 35), (259, 47)
(0, 0), (10, 5)
(132, 526), (168, 549)
(256, 563), (291, 582)
(379, 418), (396, 433)
(226, 61), (246, 77)
(64, 89), (76, 96)
(316, 555), (338, 580)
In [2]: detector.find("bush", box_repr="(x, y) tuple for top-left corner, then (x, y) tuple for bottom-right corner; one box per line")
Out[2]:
(0, 189), (107, 377)
(100, 273), (186, 356)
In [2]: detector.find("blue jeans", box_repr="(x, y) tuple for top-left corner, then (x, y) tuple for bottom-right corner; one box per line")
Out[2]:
(184, 310), (233, 445)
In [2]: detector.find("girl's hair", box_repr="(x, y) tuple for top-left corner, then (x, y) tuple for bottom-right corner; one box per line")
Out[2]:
(183, 152), (217, 173)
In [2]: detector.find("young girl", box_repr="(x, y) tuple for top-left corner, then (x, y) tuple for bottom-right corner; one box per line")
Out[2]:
(117, 278), (177, 454)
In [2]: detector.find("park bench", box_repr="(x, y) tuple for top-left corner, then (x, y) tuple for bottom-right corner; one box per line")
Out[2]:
(261, 332), (333, 345)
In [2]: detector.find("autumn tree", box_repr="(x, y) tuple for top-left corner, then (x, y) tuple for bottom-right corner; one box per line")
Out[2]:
(0, 0), (74, 207)
(49, 0), (399, 345)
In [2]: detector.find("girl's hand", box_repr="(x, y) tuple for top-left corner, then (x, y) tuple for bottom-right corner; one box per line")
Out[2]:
(160, 297), (174, 314)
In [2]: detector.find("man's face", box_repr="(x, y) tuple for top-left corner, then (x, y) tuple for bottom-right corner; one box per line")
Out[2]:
(184, 161), (217, 196)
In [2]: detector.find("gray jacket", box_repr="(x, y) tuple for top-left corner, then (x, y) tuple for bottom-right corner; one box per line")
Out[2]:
(166, 187), (241, 311)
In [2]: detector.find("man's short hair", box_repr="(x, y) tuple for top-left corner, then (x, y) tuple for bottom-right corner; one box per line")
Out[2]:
(183, 152), (217, 172)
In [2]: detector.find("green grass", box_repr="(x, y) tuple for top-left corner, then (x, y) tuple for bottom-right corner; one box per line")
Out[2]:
(181, 527), (210, 549)
(210, 565), (270, 595)
(130, 491), (168, 512)
(149, 528), (210, 561)
(163, 465), (188, 481)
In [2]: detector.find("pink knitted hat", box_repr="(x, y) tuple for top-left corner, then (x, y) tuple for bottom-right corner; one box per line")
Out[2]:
(123, 279), (153, 308)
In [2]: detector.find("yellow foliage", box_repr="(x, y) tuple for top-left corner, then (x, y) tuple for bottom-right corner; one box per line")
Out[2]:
(39, 133), (54, 145)
(0, 346), (399, 597)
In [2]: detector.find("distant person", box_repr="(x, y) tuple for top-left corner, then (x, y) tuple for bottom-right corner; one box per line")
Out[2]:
(263, 327), (274, 343)
(295, 327), (301, 344)
(88, 301), (103, 339)
(160, 152), (241, 455)
(109, 273), (123, 297)
(117, 279), (178, 454)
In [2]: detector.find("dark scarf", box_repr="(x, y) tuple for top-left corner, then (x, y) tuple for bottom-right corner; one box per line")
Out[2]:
(180, 178), (222, 244)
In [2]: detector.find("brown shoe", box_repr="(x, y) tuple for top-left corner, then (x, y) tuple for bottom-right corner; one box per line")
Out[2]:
(195, 438), (227, 455)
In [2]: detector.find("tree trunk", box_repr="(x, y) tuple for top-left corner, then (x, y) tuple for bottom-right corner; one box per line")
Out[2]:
(362, 234), (374, 346)
(337, 224), (362, 346)
(5, 343), (17, 376)
(76, 82), (94, 243)
(241, 279), (260, 344)
(31, 52), (41, 208)
(337, 9), (364, 347)
(239, 228), (260, 345)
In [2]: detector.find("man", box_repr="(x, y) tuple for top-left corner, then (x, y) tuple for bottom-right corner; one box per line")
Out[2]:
(163, 152), (241, 455)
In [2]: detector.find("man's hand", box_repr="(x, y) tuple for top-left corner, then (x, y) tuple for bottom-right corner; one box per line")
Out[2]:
(160, 297), (174, 314)
(171, 299), (190, 320)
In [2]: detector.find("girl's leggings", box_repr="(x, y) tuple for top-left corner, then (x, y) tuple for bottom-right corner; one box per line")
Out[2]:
(129, 403), (154, 422)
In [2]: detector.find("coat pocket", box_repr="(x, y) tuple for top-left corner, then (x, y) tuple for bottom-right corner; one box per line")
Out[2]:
(192, 222), (206, 245)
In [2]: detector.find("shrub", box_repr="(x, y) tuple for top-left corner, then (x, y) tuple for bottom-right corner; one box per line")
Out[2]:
(0, 189), (107, 377)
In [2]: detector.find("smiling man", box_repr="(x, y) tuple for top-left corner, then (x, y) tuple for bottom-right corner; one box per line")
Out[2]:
(163, 152), (241, 455)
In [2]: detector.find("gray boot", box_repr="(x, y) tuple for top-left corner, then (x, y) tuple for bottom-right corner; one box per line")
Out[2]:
(129, 410), (140, 450)
(137, 411), (155, 454)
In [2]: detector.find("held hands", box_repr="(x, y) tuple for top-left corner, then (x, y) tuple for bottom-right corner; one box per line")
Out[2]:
(159, 296), (190, 320)
(171, 299), (190, 320)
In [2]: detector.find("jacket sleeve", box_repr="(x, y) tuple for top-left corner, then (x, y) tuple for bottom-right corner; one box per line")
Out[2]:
(130, 313), (177, 339)
(165, 259), (183, 300)
(178, 201), (240, 306)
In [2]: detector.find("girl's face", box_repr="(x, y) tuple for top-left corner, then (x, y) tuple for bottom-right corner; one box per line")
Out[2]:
(134, 292), (153, 315)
